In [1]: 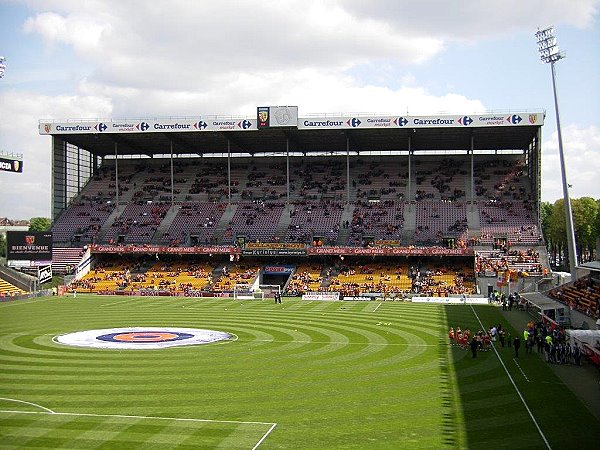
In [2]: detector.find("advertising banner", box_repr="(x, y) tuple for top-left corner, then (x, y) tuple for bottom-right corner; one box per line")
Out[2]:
(298, 113), (544, 130)
(38, 265), (53, 284)
(89, 244), (237, 255)
(302, 293), (340, 301)
(7, 231), (52, 261)
(40, 111), (543, 135)
(262, 265), (295, 275)
(40, 118), (257, 135)
(306, 246), (473, 256)
(0, 157), (23, 173)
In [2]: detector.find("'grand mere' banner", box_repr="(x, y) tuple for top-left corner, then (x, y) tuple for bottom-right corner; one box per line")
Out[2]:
(89, 245), (237, 255)
(306, 246), (473, 256)
(89, 244), (472, 257)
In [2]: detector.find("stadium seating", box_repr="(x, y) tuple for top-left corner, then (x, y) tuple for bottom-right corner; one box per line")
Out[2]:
(160, 202), (226, 245)
(287, 263), (325, 294)
(52, 247), (84, 274)
(225, 202), (284, 243)
(51, 202), (115, 244)
(0, 279), (26, 297)
(347, 200), (404, 245)
(548, 276), (600, 319)
(414, 201), (467, 244)
(286, 201), (344, 245)
(211, 263), (260, 292)
(103, 202), (170, 244)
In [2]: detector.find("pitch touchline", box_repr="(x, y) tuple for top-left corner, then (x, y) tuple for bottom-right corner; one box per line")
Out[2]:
(470, 306), (551, 450)
(513, 358), (531, 382)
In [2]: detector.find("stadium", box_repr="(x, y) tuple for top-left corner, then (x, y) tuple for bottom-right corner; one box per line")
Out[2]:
(1, 106), (599, 448)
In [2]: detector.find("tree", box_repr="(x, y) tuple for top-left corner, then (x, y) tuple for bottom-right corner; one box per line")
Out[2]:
(29, 217), (51, 232)
(0, 233), (6, 258)
(572, 197), (598, 263)
(543, 197), (600, 269)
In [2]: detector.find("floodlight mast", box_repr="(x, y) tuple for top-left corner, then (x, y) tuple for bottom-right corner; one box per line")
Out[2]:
(535, 26), (578, 280)
(0, 56), (6, 78)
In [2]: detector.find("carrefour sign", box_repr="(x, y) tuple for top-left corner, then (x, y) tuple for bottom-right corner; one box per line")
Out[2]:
(40, 118), (258, 135)
(298, 113), (544, 130)
(40, 111), (544, 135)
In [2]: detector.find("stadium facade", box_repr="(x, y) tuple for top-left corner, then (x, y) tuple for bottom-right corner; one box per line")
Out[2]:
(39, 107), (548, 299)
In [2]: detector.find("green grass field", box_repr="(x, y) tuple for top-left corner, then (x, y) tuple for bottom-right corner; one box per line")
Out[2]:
(1, 295), (599, 449)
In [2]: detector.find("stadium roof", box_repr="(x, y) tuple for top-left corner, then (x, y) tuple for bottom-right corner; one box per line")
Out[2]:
(40, 110), (545, 157)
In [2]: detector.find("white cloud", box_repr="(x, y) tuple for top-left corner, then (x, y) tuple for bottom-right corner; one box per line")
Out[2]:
(343, 0), (600, 39)
(0, 90), (113, 219)
(3, 0), (598, 220)
(542, 124), (600, 202)
(23, 11), (109, 54)
(23, 0), (443, 92)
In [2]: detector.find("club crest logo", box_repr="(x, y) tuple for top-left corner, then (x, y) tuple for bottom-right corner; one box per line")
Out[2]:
(25, 235), (35, 245)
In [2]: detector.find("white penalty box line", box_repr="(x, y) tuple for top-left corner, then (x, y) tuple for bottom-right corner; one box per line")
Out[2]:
(0, 399), (277, 449)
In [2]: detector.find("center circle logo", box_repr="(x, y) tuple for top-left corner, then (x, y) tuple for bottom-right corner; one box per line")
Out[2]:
(54, 327), (234, 350)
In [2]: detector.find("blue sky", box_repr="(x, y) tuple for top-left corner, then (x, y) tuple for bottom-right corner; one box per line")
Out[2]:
(1, 0), (599, 219)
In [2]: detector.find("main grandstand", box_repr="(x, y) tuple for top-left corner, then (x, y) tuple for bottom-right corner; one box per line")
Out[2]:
(41, 107), (547, 299)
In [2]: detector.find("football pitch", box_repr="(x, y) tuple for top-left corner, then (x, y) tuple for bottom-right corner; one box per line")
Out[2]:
(1, 295), (599, 449)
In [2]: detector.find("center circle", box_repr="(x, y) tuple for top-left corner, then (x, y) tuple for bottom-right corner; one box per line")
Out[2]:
(55, 327), (234, 350)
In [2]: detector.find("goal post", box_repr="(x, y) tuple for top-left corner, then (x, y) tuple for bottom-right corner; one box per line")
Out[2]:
(259, 284), (281, 300)
(233, 283), (281, 300)
(233, 284), (255, 300)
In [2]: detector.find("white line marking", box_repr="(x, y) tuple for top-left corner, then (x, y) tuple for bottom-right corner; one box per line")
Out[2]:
(372, 302), (382, 313)
(0, 409), (275, 426)
(0, 398), (55, 414)
(470, 306), (551, 450)
(513, 358), (531, 382)
(252, 422), (277, 450)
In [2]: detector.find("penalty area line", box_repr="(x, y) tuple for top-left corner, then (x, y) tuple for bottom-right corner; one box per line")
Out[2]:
(0, 409), (276, 426)
(252, 422), (277, 450)
(372, 302), (382, 313)
(470, 305), (551, 450)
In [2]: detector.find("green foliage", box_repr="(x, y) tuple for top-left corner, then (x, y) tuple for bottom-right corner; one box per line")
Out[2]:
(543, 197), (599, 265)
(28, 217), (51, 232)
(0, 232), (5, 258)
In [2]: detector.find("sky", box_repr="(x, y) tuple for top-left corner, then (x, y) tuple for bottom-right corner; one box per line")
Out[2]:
(0, 0), (599, 220)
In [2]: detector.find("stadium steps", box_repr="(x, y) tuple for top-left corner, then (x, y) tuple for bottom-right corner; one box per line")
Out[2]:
(336, 203), (355, 245)
(320, 264), (339, 289)
(401, 202), (416, 245)
(211, 203), (238, 244)
(152, 204), (181, 243)
(95, 204), (127, 243)
(466, 202), (481, 234)
(273, 204), (294, 241)
(52, 247), (83, 274)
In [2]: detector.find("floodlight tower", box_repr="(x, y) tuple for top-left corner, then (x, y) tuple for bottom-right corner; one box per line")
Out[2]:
(535, 27), (578, 280)
(0, 56), (6, 78)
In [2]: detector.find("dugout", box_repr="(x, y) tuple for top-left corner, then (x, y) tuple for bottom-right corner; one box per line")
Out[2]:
(521, 292), (570, 326)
